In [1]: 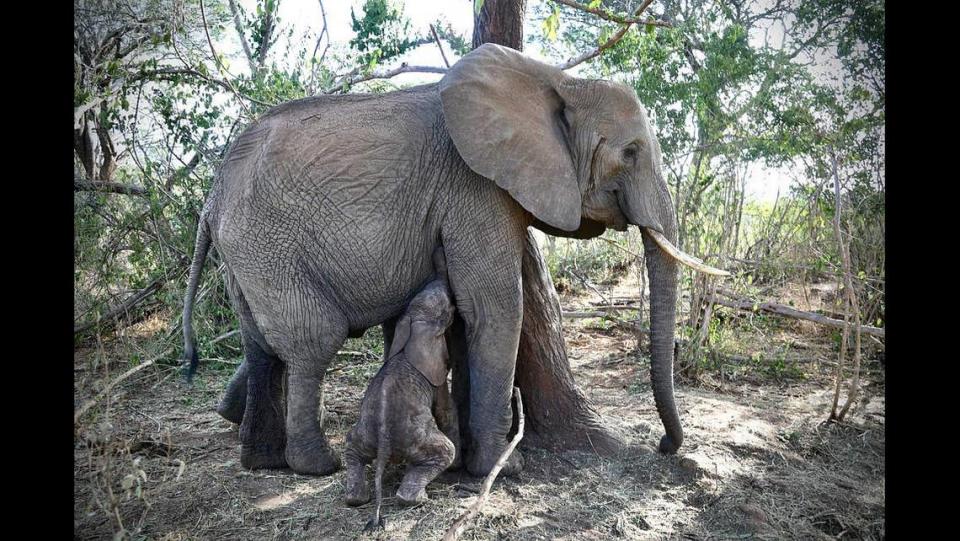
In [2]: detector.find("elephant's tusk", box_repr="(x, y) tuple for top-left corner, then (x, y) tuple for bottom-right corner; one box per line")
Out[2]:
(644, 228), (731, 277)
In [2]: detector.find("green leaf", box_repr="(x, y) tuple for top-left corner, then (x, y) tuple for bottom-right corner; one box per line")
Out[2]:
(542, 6), (560, 42)
(475, 0), (484, 15)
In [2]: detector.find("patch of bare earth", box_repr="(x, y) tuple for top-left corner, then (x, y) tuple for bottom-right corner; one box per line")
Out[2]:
(74, 278), (884, 540)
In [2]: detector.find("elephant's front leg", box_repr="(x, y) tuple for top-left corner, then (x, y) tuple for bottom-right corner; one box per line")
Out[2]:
(444, 232), (525, 476)
(461, 304), (524, 476)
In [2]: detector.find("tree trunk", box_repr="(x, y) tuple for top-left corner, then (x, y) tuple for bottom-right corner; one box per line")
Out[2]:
(465, 0), (625, 456)
(472, 0), (526, 50)
(514, 232), (625, 454)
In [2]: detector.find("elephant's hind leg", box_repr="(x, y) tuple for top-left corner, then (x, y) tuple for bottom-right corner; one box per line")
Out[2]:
(238, 331), (288, 470)
(396, 429), (455, 505)
(270, 299), (348, 476)
(217, 360), (248, 424)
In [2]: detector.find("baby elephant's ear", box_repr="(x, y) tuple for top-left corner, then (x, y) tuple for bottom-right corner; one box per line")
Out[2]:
(388, 315), (412, 360)
(405, 321), (449, 387)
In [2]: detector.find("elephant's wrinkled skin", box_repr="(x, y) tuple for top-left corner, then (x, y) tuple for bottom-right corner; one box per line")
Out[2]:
(344, 249), (459, 529)
(183, 44), (701, 477)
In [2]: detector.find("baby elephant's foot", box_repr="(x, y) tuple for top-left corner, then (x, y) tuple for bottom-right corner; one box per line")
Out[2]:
(344, 463), (370, 506)
(396, 484), (428, 506)
(344, 482), (370, 506)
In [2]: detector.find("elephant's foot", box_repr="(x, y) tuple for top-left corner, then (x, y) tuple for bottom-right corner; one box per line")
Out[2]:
(396, 485), (428, 506)
(285, 436), (342, 476)
(216, 395), (246, 425)
(466, 440), (524, 477)
(344, 461), (370, 506)
(240, 442), (288, 470)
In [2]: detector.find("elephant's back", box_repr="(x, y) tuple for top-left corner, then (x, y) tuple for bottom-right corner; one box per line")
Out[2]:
(207, 84), (453, 334)
(214, 84), (444, 219)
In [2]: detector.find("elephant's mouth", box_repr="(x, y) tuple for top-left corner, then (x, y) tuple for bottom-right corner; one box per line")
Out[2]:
(642, 228), (730, 276)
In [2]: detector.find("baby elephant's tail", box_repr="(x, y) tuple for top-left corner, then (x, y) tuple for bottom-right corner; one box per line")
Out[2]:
(365, 383), (391, 531)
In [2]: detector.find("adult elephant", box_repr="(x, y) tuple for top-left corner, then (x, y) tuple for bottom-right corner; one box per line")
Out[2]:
(182, 44), (724, 477)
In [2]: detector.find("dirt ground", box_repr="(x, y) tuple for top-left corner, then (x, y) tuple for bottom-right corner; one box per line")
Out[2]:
(74, 275), (885, 540)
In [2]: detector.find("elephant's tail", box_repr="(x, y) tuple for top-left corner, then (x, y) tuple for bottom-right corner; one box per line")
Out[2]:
(181, 218), (212, 383)
(366, 381), (391, 531)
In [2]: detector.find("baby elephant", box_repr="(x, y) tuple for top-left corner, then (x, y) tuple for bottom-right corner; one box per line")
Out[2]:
(344, 248), (460, 530)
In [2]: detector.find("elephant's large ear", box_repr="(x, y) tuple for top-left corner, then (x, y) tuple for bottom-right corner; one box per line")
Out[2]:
(440, 44), (581, 232)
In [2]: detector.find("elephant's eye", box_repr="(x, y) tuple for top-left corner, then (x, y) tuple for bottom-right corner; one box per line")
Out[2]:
(622, 146), (638, 163)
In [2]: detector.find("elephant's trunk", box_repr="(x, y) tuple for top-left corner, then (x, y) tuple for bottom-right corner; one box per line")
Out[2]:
(641, 229), (683, 453)
(619, 175), (686, 454)
(619, 160), (730, 453)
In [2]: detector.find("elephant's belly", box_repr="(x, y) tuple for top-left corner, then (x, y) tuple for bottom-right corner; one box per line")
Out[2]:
(215, 207), (438, 337)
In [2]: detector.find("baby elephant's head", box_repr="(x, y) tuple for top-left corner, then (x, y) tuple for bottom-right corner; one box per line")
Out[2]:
(387, 279), (455, 387)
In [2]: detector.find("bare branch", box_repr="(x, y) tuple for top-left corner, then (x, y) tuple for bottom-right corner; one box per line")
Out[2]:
(143, 67), (275, 107)
(324, 63), (447, 94)
(555, 1), (669, 71)
(74, 277), (164, 335)
(710, 290), (884, 339)
(254, 0), (278, 74)
(74, 347), (174, 424)
(199, 0), (252, 117)
(551, 0), (671, 27)
(74, 179), (148, 196)
(227, 0), (257, 73)
(74, 257), (189, 336)
(442, 387), (524, 541)
(430, 24), (451, 68)
(309, 0), (330, 92)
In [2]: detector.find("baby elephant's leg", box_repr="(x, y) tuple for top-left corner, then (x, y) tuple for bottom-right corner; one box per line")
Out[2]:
(344, 431), (374, 506)
(397, 430), (455, 505)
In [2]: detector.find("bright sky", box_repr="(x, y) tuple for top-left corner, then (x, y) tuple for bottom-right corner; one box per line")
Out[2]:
(228, 0), (794, 201)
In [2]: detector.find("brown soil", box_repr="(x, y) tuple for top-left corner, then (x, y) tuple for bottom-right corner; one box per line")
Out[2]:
(74, 277), (884, 540)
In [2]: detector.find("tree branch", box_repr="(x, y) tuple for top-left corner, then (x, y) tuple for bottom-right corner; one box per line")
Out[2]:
(199, 0), (252, 117)
(551, 0), (671, 27)
(430, 24), (451, 68)
(74, 347), (174, 424)
(74, 179), (148, 196)
(555, 1), (669, 71)
(324, 63), (447, 94)
(709, 290), (884, 339)
(227, 0), (257, 73)
(442, 387), (524, 541)
(74, 257), (189, 335)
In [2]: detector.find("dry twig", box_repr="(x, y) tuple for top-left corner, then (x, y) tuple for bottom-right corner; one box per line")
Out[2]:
(442, 387), (524, 541)
(430, 24), (452, 68)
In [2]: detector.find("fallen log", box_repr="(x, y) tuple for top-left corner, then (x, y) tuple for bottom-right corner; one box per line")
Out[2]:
(73, 277), (165, 335)
(74, 257), (190, 336)
(709, 293), (885, 339)
(565, 293), (885, 339)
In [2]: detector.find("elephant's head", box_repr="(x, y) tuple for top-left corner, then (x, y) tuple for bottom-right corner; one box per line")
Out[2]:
(440, 43), (728, 454)
(388, 278), (456, 388)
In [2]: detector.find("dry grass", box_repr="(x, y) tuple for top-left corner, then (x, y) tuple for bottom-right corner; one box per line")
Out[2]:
(74, 273), (884, 540)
